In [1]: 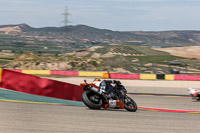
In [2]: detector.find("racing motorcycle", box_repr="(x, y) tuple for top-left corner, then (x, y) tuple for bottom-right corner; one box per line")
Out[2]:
(80, 80), (137, 112)
(188, 88), (200, 101)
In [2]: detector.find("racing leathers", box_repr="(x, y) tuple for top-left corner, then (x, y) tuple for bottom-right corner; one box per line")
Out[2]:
(92, 80), (125, 102)
(92, 80), (119, 93)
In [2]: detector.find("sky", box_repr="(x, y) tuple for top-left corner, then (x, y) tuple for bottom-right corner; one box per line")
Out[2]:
(0, 0), (200, 31)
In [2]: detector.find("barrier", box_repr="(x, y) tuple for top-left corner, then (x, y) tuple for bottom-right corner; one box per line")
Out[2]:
(109, 73), (140, 79)
(51, 70), (79, 76)
(102, 73), (110, 78)
(79, 71), (105, 77)
(156, 74), (165, 79)
(22, 70), (50, 75)
(165, 75), (174, 80)
(8, 69), (22, 73)
(175, 75), (200, 81)
(5, 69), (200, 81)
(140, 74), (156, 80)
(0, 68), (2, 84)
(102, 72), (121, 79)
(0, 69), (83, 101)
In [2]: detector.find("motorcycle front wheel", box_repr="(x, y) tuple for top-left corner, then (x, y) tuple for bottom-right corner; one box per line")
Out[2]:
(124, 96), (137, 112)
(82, 91), (102, 110)
(193, 95), (200, 101)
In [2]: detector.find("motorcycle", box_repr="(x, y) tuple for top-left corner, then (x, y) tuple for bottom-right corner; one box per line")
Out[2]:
(80, 80), (137, 112)
(188, 88), (200, 101)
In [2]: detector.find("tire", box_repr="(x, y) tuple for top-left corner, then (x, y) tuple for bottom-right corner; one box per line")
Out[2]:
(82, 91), (102, 110)
(195, 96), (200, 101)
(124, 96), (137, 112)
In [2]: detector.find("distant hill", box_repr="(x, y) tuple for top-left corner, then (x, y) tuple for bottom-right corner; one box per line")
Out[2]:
(2, 45), (200, 74)
(1, 23), (200, 47)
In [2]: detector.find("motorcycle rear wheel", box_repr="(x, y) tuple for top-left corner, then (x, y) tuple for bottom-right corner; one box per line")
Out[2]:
(124, 96), (137, 112)
(82, 91), (102, 110)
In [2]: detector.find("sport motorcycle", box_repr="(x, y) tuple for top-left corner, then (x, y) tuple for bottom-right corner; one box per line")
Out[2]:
(188, 88), (200, 101)
(80, 80), (137, 112)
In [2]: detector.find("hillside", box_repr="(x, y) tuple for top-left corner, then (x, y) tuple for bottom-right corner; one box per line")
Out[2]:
(2, 45), (200, 74)
(1, 24), (200, 50)
(1, 24), (200, 74)
(154, 46), (200, 59)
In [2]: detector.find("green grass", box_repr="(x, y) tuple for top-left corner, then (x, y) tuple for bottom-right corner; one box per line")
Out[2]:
(130, 46), (171, 56)
(0, 57), (14, 60)
(0, 44), (62, 54)
(0, 34), (11, 38)
(0, 57), (14, 65)
(98, 45), (186, 73)
(130, 55), (184, 63)
(95, 45), (171, 56)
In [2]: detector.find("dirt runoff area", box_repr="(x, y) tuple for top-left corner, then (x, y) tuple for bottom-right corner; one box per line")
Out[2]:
(154, 46), (200, 59)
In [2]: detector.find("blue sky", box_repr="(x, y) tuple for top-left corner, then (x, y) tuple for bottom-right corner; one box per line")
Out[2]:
(0, 0), (199, 31)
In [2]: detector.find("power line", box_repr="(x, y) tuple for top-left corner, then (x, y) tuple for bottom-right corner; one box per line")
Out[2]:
(61, 6), (71, 54)
(62, 6), (71, 27)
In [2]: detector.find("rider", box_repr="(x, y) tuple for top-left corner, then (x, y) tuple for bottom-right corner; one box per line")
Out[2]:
(92, 78), (125, 101)
(93, 78), (118, 93)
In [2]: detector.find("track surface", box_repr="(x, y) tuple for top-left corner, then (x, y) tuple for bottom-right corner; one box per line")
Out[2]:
(0, 101), (200, 133)
(1, 78), (200, 133)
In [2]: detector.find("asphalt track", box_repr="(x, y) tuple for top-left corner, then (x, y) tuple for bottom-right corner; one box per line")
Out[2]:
(1, 78), (200, 133)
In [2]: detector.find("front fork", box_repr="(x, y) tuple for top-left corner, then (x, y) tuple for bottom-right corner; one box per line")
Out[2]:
(124, 95), (128, 104)
(101, 93), (109, 104)
(101, 93), (109, 109)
